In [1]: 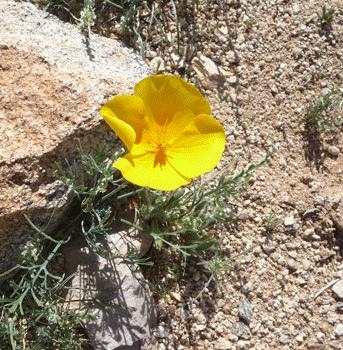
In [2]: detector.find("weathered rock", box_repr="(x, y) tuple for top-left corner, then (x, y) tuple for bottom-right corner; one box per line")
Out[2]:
(0, 0), (151, 273)
(232, 322), (251, 339)
(191, 55), (230, 89)
(239, 296), (253, 325)
(62, 211), (156, 350)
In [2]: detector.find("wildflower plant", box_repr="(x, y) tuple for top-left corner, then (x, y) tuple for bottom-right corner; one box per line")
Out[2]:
(307, 86), (343, 132)
(1, 74), (276, 347)
(100, 74), (276, 281)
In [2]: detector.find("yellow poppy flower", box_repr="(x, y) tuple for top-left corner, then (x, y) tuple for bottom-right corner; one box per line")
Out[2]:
(101, 75), (226, 191)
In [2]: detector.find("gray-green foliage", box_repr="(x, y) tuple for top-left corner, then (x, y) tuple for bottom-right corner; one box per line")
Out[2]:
(307, 86), (343, 132)
(0, 143), (276, 347)
(0, 209), (95, 349)
(263, 211), (280, 231)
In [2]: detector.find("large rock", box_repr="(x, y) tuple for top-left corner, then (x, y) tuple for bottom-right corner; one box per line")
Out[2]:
(62, 210), (156, 350)
(0, 0), (151, 273)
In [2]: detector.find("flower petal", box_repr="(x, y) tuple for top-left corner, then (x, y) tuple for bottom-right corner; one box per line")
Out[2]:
(113, 152), (191, 191)
(166, 114), (226, 178)
(135, 75), (211, 129)
(100, 95), (146, 151)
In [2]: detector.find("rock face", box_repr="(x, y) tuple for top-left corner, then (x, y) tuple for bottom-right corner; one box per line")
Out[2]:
(0, 0), (151, 273)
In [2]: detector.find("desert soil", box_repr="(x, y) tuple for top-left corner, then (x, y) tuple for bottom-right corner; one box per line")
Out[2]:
(4, 0), (343, 349)
(127, 1), (343, 349)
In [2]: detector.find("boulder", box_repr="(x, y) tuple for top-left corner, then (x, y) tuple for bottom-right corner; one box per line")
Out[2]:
(0, 0), (151, 273)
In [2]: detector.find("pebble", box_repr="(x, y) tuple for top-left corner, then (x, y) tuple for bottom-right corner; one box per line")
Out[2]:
(278, 257), (286, 266)
(314, 196), (325, 206)
(239, 297), (253, 325)
(232, 322), (251, 339)
(262, 242), (276, 254)
(292, 4), (300, 14)
(335, 324), (343, 337)
(228, 76), (238, 85)
(212, 54), (221, 62)
(237, 210), (249, 220)
(227, 50), (239, 63)
(303, 228), (314, 238)
(319, 305), (331, 314)
(154, 325), (170, 338)
(287, 258), (298, 271)
(150, 56), (165, 72)
(284, 216), (294, 226)
(302, 259), (311, 270)
(292, 47), (303, 57)
(337, 302), (343, 311)
(295, 332), (306, 343)
(303, 209), (318, 219)
(278, 335), (289, 344)
(215, 338), (232, 350)
(271, 252), (280, 262)
(0, 42), (9, 49)
(332, 279), (343, 299)
(322, 87), (331, 96)
(327, 146), (340, 156)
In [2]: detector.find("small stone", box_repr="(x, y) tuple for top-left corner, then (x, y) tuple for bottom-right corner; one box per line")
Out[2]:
(239, 297), (253, 325)
(215, 338), (232, 350)
(212, 54), (221, 62)
(314, 196), (325, 206)
(287, 258), (298, 271)
(279, 335), (289, 344)
(170, 53), (186, 68)
(322, 87), (331, 97)
(232, 322), (251, 339)
(216, 325), (224, 334)
(295, 332), (306, 343)
(170, 292), (182, 302)
(271, 252), (280, 262)
(319, 305), (331, 314)
(302, 259), (311, 270)
(293, 4), (300, 14)
(227, 50), (239, 63)
(262, 242), (276, 254)
(150, 57), (165, 72)
(177, 306), (187, 319)
(193, 270), (201, 281)
(332, 279), (343, 299)
(237, 340), (247, 349)
(303, 209), (319, 219)
(278, 257), (286, 266)
(0, 42), (9, 49)
(303, 228), (314, 238)
(144, 50), (157, 59)
(228, 76), (238, 84)
(242, 282), (253, 294)
(284, 216), (294, 226)
(292, 47), (303, 57)
(337, 302), (343, 311)
(237, 210), (249, 220)
(328, 146), (340, 156)
(154, 325), (170, 338)
(335, 324), (343, 337)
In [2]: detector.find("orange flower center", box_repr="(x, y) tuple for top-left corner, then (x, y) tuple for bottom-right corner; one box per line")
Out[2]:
(153, 144), (168, 168)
